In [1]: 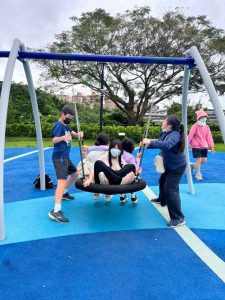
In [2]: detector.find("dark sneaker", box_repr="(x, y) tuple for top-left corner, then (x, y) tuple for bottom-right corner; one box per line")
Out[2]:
(48, 210), (69, 223)
(190, 163), (195, 174)
(133, 177), (140, 183)
(151, 198), (160, 204)
(120, 194), (128, 203)
(62, 192), (74, 200)
(131, 194), (138, 204)
(167, 218), (186, 228)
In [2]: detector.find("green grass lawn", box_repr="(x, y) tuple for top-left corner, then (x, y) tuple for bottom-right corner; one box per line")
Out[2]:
(5, 137), (96, 148)
(5, 137), (225, 152)
(214, 143), (225, 152)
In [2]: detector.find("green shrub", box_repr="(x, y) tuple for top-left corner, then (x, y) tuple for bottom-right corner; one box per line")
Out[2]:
(212, 131), (223, 143)
(5, 122), (223, 144)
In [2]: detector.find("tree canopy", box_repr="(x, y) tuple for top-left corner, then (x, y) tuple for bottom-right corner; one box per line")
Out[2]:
(0, 82), (66, 124)
(37, 7), (225, 125)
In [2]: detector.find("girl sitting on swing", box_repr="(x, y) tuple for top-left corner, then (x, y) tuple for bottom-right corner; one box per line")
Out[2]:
(83, 140), (136, 202)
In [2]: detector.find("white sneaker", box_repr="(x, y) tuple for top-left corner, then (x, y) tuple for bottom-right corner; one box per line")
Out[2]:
(105, 195), (112, 202)
(195, 173), (203, 180)
(93, 193), (102, 200)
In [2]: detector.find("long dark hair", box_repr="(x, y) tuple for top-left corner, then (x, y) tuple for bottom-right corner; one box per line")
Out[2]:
(95, 133), (110, 146)
(122, 139), (135, 154)
(108, 140), (123, 168)
(166, 115), (185, 153)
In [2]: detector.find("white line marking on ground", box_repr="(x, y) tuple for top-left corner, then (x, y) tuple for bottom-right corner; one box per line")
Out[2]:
(143, 185), (225, 284)
(4, 147), (52, 163)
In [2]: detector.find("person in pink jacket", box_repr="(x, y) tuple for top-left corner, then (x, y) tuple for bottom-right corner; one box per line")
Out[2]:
(188, 109), (215, 180)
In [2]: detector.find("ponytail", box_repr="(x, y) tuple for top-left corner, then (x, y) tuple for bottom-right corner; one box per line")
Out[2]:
(167, 115), (185, 153)
(178, 124), (185, 153)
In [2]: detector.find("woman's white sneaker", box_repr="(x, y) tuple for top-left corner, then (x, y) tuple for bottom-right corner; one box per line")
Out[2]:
(93, 193), (102, 200)
(105, 195), (112, 202)
(195, 173), (203, 180)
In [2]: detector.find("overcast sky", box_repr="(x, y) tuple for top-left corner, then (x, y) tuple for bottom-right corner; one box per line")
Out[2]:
(0, 0), (225, 106)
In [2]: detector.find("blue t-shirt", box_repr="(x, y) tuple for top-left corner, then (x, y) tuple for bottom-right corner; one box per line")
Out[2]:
(52, 121), (73, 159)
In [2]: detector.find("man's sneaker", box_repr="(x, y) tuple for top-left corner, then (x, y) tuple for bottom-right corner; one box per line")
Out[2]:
(62, 192), (75, 200)
(151, 198), (160, 204)
(131, 194), (138, 204)
(105, 195), (112, 202)
(120, 194), (128, 203)
(195, 173), (203, 180)
(48, 210), (69, 223)
(93, 193), (102, 200)
(167, 218), (186, 228)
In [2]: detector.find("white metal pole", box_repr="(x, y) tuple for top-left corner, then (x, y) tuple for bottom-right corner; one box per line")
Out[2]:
(190, 46), (225, 143)
(182, 65), (195, 194)
(0, 39), (21, 240)
(20, 44), (46, 190)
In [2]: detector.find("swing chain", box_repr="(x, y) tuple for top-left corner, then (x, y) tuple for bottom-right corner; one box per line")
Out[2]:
(74, 99), (85, 180)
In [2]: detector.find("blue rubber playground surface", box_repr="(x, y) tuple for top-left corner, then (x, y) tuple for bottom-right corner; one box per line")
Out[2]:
(1, 146), (225, 299)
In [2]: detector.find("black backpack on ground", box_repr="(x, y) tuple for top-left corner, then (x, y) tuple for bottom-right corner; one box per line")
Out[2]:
(33, 174), (54, 189)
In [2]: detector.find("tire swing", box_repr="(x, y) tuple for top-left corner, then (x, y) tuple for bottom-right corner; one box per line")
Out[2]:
(74, 100), (152, 195)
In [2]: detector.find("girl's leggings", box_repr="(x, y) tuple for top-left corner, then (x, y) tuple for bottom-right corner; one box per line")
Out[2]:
(94, 160), (135, 185)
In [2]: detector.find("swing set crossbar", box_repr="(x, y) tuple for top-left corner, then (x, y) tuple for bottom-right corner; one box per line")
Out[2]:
(0, 51), (195, 66)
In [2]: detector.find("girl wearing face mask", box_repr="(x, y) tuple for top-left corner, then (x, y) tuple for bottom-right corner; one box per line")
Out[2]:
(188, 109), (215, 181)
(84, 140), (135, 202)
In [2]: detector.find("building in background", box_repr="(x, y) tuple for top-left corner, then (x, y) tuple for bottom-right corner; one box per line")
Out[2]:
(144, 105), (225, 124)
(58, 91), (116, 110)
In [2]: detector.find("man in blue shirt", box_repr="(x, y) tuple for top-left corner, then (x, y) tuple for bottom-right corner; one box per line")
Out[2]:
(48, 105), (83, 223)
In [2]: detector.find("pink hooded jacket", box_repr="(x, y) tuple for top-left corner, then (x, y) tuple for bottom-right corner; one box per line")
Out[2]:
(188, 122), (214, 149)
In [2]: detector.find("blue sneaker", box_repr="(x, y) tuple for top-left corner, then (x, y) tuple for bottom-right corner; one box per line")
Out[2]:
(48, 210), (69, 223)
(167, 218), (186, 228)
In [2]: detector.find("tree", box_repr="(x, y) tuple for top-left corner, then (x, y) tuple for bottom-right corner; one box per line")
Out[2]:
(0, 82), (66, 124)
(167, 101), (203, 124)
(102, 108), (129, 126)
(37, 7), (225, 125)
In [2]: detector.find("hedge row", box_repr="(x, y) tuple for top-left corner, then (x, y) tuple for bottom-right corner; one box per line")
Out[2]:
(6, 123), (224, 143)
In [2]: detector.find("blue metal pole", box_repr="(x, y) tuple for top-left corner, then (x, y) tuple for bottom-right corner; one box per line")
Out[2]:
(0, 51), (195, 66)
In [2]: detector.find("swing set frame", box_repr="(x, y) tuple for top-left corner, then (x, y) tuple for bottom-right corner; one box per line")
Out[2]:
(1, 38), (225, 240)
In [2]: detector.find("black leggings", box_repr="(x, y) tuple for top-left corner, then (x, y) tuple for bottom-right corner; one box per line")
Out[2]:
(94, 160), (135, 185)
(158, 164), (186, 220)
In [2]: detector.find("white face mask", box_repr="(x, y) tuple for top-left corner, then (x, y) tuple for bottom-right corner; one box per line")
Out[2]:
(198, 118), (207, 126)
(110, 149), (121, 157)
(162, 125), (172, 132)
(163, 128), (170, 132)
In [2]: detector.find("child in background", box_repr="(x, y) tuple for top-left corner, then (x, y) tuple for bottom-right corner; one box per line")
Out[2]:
(84, 133), (110, 200)
(188, 109), (215, 180)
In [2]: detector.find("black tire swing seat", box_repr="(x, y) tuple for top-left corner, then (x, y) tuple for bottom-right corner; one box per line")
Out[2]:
(75, 178), (147, 195)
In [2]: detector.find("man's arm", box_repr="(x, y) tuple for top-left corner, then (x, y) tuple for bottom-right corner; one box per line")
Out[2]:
(71, 131), (84, 139)
(52, 133), (70, 144)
